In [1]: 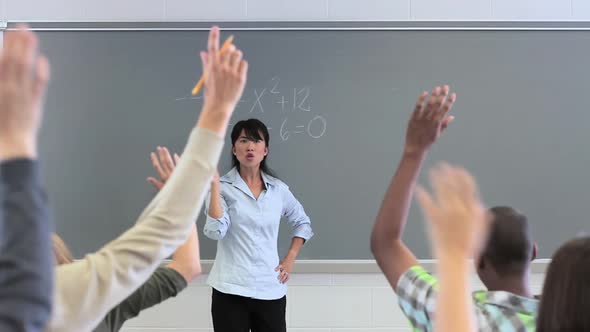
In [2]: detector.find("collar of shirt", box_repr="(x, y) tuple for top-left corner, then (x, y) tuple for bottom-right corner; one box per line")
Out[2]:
(221, 167), (277, 199)
(472, 290), (539, 316)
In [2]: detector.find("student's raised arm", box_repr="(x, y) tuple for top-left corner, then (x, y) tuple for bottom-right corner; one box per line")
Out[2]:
(0, 25), (53, 332)
(371, 86), (456, 290)
(96, 151), (204, 332)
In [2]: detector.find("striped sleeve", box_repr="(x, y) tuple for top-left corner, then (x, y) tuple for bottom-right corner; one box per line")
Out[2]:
(396, 265), (438, 332)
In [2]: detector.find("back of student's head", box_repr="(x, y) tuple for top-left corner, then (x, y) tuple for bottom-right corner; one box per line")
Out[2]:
(537, 236), (590, 332)
(478, 206), (534, 278)
(52, 233), (74, 265)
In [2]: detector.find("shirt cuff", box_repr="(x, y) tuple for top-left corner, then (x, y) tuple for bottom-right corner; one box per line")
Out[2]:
(0, 159), (39, 186)
(293, 224), (314, 242)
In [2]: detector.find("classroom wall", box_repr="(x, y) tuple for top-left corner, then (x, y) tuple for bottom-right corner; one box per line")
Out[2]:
(1, 0), (589, 22)
(1, 1), (558, 331)
(119, 269), (546, 332)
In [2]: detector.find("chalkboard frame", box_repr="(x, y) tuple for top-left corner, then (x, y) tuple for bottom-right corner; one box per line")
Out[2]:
(7, 21), (590, 31)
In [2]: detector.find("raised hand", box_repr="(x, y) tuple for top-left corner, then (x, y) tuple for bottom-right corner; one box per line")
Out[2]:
(195, 26), (249, 137)
(0, 24), (50, 160)
(404, 85), (456, 156)
(147, 146), (180, 191)
(416, 163), (489, 258)
(200, 26), (248, 114)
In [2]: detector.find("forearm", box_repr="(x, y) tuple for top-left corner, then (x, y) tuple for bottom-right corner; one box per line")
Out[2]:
(285, 237), (305, 260)
(0, 139), (37, 161)
(372, 151), (426, 247)
(435, 255), (475, 332)
(168, 223), (201, 282)
(196, 104), (232, 138)
(208, 183), (223, 219)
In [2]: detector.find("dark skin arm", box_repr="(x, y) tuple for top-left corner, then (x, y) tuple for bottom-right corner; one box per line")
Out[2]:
(370, 85), (457, 291)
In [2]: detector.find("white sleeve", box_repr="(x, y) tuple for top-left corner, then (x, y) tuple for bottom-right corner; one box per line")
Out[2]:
(48, 128), (223, 332)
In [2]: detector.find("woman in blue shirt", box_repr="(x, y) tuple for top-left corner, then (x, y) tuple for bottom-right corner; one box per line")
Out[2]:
(205, 118), (314, 332)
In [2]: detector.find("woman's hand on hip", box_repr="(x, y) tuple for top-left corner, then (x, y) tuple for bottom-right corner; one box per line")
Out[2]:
(275, 257), (295, 284)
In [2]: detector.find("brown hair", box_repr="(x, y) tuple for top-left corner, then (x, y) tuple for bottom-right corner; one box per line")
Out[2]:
(52, 233), (74, 265)
(537, 236), (590, 332)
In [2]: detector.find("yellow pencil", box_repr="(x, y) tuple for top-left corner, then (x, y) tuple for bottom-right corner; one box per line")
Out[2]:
(191, 35), (235, 95)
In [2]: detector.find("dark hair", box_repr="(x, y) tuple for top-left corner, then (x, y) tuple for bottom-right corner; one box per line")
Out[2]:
(479, 206), (533, 275)
(537, 236), (590, 332)
(230, 119), (276, 177)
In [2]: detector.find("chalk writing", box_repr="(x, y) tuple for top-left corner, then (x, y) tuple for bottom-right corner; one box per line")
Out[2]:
(175, 76), (327, 142)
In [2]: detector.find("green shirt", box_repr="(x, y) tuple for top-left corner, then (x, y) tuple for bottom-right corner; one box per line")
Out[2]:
(397, 265), (539, 332)
(93, 267), (188, 332)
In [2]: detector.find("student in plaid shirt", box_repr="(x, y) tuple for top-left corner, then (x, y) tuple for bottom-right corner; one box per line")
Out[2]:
(415, 162), (494, 332)
(370, 86), (539, 332)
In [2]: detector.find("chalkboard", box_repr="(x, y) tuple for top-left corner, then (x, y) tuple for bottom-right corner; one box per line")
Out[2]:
(30, 23), (590, 259)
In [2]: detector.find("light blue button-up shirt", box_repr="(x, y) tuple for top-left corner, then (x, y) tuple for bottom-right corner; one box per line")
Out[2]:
(204, 167), (314, 300)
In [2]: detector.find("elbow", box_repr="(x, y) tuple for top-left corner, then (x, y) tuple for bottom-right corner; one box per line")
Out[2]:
(370, 231), (381, 258)
(174, 261), (203, 283)
(207, 209), (223, 220)
(370, 225), (382, 253)
(370, 229), (398, 260)
(204, 216), (228, 240)
(204, 229), (224, 241)
(370, 238), (388, 267)
(209, 212), (223, 219)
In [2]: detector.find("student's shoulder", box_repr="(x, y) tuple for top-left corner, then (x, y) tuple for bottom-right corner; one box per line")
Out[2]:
(397, 265), (439, 293)
(395, 265), (439, 329)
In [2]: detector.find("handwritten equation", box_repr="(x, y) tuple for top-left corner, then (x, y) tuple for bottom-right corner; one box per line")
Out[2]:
(175, 77), (327, 142)
(247, 77), (311, 114)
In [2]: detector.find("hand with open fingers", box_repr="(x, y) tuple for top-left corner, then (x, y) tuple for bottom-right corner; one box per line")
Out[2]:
(275, 257), (294, 284)
(146, 146), (181, 191)
(415, 163), (489, 258)
(200, 26), (248, 113)
(404, 85), (456, 156)
(0, 24), (51, 160)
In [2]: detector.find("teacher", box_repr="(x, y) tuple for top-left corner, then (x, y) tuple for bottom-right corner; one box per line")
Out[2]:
(204, 118), (314, 332)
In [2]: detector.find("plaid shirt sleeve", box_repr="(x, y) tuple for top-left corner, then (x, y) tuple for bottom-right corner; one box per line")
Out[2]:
(396, 265), (439, 332)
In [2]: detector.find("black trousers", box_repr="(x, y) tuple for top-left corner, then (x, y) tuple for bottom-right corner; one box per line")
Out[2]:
(211, 288), (287, 332)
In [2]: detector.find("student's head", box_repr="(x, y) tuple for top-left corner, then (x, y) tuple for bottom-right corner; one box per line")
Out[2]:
(52, 233), (74, 265)
(230, 119), (271, 174)
(536, 236), (590, 332)
(476, 206), (535, 287)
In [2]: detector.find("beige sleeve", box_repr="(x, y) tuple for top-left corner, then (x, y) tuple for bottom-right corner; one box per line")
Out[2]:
(48, 128), (223, 332)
